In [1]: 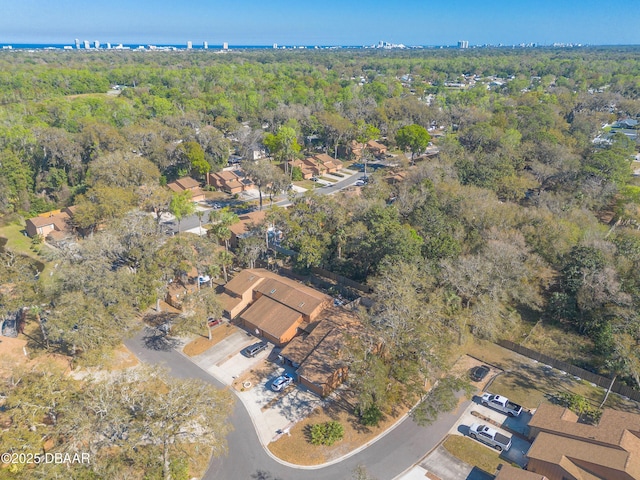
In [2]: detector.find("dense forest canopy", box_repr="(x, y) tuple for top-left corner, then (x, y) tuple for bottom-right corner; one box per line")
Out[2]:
(1, 47), (640, 471)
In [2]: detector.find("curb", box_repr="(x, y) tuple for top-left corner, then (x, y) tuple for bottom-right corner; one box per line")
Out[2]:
(175, 342), (419, 470)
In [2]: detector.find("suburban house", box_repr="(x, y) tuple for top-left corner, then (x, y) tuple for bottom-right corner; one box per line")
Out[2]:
(312, 153), (343, 173)
(228, 210), (268, 249)
(345, 140), (388, 159)
(494, 465), (547, 480)
(207, 169), (254, 194)
(525, 403), (640, 480)
(285, 159), (315, 179)
(287, 153), (344, 177)
(167, 176), (206, 202)
(25, 206), (76, 241)
(218, 268), (331, 346)
(280, 306), (359, 396)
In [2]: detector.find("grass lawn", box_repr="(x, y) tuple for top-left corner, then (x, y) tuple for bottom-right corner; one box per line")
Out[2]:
(293, 180), (321, 190)
(319, 176), (338, 183)
(466, 339), (640, 412)
(0, 222), (35, 255)
(442, 435), (501, 475)
(0, 222), (57, 289)
(268, 392), (411, 465)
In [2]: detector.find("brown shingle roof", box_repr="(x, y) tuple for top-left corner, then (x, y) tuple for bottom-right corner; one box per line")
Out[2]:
(494, 465), (547, 480)
(254, 277), (327, 316)
(175, 176), (200, 190)
(27, 216), (57, 228)
(27, 211), (71, 231)
(528, 431), (640, 479)
(228, 210), (268, 237)
(282, 306), (360, 385)
(240, 295), (302, 339)
(219, 291), (244, 313)
(167, 182), (183, 193)
(223, 270), (264, 297)
(529, 403), (640, 448)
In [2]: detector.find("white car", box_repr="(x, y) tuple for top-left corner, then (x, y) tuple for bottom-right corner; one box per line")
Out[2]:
(271, 374), (294, 392)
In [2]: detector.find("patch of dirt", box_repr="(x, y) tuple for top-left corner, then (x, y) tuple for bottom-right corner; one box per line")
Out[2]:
(451, 354), (502, 392)
(183, 323), (238, 357)
(0, 336), (71, 378)
(267, 392), (411, 465)
(231, 360), (277, 392)
(105, 344), (139, 370)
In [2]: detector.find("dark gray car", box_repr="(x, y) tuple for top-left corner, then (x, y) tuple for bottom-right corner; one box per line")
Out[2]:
(244, 341), (268, 357)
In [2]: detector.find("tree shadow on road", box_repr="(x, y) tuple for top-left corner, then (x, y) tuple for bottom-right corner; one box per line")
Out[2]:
(142, 326), (181, 351)
(251, 470), (283, 480)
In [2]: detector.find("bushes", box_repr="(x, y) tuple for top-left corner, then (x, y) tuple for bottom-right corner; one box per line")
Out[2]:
(550, 391), (602, 424)
(309, 421), (344, 446)
(292, 166), (303, 181)
(356, 403), (383, 427)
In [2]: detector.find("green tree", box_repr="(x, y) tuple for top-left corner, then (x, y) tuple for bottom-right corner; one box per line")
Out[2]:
(243, 159), (284, 210)
(395, 124), (431, 163)
(263, 125), (301, 174)
(353, 121), (380, 175)
(169, 190), (196, 231)
(179, 140), (210, 177)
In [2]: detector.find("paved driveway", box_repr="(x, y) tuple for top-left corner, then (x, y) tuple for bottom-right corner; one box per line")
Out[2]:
(449, 399), (531, 468)
(192, 328), (259, 368)
(419, 446), (494, 480)
(126, 331), (474, 480)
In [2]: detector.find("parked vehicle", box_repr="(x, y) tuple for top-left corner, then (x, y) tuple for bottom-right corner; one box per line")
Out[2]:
(355, 180), (366, 186)
(481, 393), (523, 417)
(198, 275), (211, 285)
(270, 373), (294, 392)
(208, 318), (222, 327)
(470, 365), (490, 382)
(244, 341), (268, 357)
(469, 423), (512, 451)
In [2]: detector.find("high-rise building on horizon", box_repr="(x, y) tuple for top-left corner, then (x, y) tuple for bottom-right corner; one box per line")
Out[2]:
(75, 38), (80, 49)
(203, 41), (208, 49)
(458, 40), (469, 49)
(94, 40), (100, 49)
(223, 42), (228, 50)
(187, 41), (192, 49)
(83, 40), (90, 49)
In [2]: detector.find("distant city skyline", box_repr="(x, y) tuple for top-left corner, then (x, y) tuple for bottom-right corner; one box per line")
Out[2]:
(2, 0), (639, 46)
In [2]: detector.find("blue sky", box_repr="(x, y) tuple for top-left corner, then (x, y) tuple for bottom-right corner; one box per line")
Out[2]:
(2, 0), (639, 46)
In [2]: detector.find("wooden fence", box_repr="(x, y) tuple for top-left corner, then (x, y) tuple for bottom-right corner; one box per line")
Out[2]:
(498, 340), (640, 403)
(310, 267), (373, 293)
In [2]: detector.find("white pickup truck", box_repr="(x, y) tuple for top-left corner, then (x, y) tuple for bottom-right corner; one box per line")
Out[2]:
(469, 423), (512, 451)
(480, 393), (523, 417)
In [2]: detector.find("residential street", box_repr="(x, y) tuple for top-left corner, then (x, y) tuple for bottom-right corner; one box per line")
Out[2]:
(124, 330), (471, 480)
(165, 169), (362, 234)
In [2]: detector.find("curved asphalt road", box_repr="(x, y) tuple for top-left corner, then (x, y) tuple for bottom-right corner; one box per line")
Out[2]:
(125, 331), (468, 480)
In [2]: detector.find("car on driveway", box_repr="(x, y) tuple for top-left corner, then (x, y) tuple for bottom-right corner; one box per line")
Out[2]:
(208, 318), (222, 327)
(470, 365), (490, 382)
(270, 373), (294, 392)
(244, 341), (268, 357)
(355, 180), (366, 186)
(469, 423), (512, 452)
